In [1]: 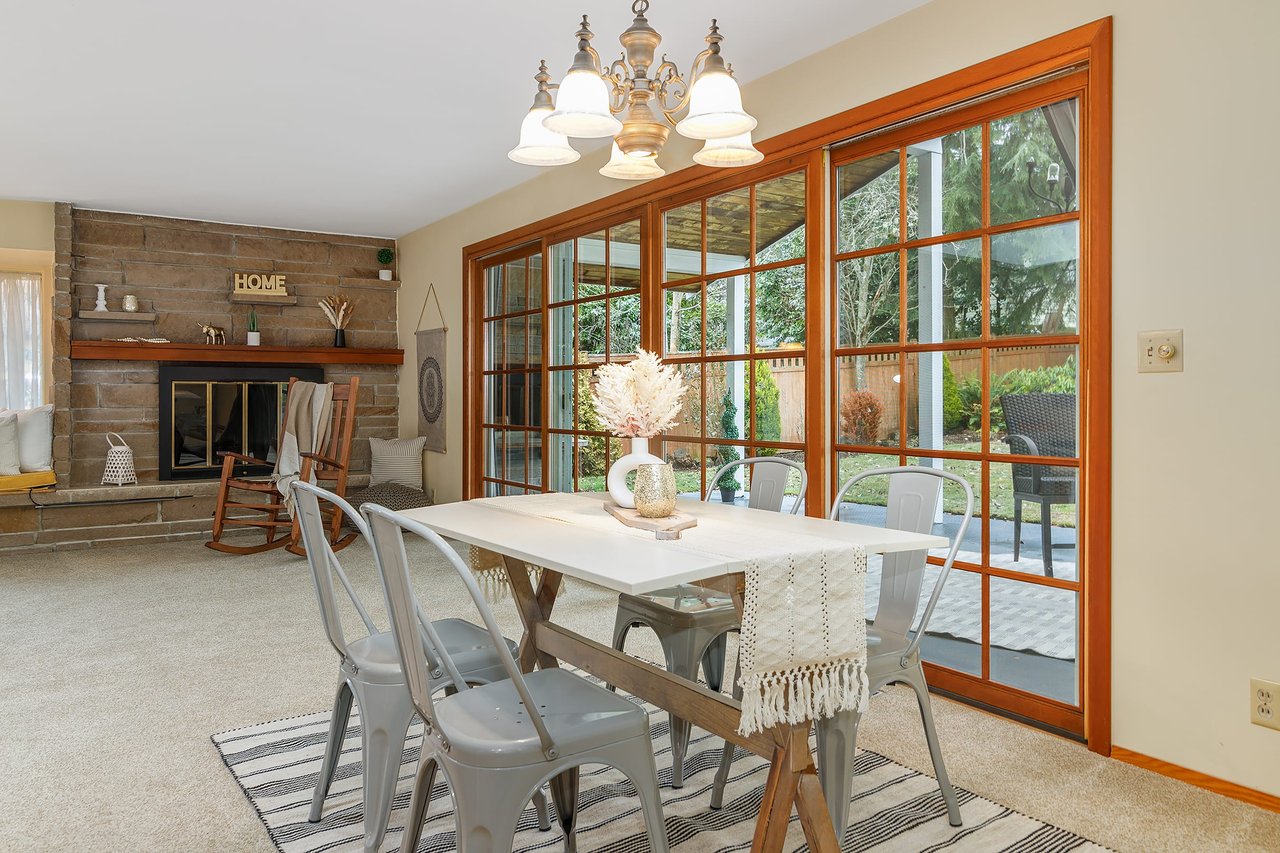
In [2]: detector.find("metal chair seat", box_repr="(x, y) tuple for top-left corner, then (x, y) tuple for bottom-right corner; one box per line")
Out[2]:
(436, 667), (653, 769)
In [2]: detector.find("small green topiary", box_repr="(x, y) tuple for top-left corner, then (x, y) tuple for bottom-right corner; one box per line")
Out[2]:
(377, 247), (395, 266)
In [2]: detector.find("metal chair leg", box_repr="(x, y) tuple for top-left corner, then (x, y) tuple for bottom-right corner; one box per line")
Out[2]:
(352, 681), (417, 853)
(548, 767), (580, 853)
(701, 632), (729, 693)
(904, 664), (962, 827)
(659, 631), (707, 789)
(533, 788), (552, 831)
(309, 679), (354, 822)
(397, 755), (438, 853)
(814, 708), (861, 844)
(709, 654), (743, 810)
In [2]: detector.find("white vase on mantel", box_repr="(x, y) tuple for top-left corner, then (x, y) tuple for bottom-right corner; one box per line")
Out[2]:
(607, 436), (664, 509)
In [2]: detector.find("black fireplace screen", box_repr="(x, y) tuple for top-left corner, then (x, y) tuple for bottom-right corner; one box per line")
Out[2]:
(159, 365), (323, 480)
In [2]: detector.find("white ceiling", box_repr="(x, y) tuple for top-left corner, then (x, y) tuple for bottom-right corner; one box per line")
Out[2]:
(1, 0), (927, 237)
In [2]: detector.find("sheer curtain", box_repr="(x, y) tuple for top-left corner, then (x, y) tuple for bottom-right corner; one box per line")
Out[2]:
(0, 272), (45, 410)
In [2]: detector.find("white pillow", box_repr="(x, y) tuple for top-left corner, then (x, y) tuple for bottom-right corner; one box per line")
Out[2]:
(0, 412), (20, 476)
(15, 404), (54, 472)
(369, 436), (427, 491)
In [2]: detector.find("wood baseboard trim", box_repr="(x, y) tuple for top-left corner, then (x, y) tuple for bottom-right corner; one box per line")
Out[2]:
(1111, 747), (1280, 814)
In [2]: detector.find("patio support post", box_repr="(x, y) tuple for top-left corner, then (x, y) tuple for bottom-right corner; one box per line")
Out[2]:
(910, 140), (945, 521)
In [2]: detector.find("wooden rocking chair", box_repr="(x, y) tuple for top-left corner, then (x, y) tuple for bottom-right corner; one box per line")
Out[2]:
(206, 376), (360, 556)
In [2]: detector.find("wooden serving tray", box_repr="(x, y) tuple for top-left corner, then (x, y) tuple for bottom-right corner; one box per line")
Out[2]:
(604, 502), (698, 540)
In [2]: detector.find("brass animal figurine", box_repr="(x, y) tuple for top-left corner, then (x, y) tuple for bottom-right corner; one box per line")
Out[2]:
(198, 322), (227, 345)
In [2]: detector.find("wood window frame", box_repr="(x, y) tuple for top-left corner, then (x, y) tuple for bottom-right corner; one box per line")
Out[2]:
(463, 18), (1112, 752)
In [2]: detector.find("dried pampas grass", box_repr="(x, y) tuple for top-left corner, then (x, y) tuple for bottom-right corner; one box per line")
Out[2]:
(590, 349), (685, 438)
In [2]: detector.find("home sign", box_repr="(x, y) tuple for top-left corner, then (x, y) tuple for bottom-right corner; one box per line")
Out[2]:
(229, 271), (298, 305)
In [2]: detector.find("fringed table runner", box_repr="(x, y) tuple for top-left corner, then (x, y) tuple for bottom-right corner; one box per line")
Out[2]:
(473, 492), (869, 736)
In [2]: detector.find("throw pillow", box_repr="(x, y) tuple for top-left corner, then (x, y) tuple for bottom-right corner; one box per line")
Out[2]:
(0, 412), (20, 476)
(16, 404), (54, 472)
(369, 436), (427, 491)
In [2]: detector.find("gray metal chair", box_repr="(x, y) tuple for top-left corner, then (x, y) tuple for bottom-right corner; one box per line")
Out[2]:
(1001, 392), (1077, 577)
(362, 502), (670, 853)
(292, 482), (550, 853)
(709, 465), (974, 840)
(612, 455), (806, 788)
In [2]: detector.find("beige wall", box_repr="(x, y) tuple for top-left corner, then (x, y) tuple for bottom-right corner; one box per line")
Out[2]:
(0, 200), (55, 252)
(397, 0), (1280, 796)
(0, 200), (57, 400)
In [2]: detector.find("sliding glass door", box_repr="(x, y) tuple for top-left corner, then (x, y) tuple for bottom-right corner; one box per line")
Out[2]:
(830, 82), (1088, 732)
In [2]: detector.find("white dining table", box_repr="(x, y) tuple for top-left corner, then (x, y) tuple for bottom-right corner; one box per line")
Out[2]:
(403, 492), (947, 852)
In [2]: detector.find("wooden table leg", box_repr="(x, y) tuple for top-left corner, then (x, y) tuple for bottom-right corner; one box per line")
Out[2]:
(751, 725), (841, 853)
(504, 555), (562, 673)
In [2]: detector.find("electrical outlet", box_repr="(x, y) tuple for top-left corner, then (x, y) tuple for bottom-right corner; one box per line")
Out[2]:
(1251, 678), (1279, 730)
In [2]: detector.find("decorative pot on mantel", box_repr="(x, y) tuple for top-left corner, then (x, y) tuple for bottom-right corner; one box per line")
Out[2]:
(333, 329), (347, 348)
(606, 436), (664, 509)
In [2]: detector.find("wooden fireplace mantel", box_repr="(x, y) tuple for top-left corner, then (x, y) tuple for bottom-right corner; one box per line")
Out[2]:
(69, 340), (404, 365)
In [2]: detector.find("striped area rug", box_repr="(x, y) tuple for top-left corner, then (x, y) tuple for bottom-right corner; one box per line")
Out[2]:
(213, 691), (1107, 853)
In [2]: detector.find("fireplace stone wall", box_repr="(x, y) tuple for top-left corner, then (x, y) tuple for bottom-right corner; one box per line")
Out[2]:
(60, 208), (401, 485)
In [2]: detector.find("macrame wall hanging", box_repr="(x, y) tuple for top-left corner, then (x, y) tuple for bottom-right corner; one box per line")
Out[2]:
(415, 283), (448, 454)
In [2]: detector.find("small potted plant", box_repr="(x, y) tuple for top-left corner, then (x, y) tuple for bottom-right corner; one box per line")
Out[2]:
(319, 294), (355, 347)
(377, 247), (395, 281)
(246, 307), (261, 346)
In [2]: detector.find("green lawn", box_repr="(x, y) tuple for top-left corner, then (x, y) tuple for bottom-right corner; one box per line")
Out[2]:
(577, 440), (1075, 527)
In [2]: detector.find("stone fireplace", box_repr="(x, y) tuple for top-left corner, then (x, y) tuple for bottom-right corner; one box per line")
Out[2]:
(0, 204), (404, 551)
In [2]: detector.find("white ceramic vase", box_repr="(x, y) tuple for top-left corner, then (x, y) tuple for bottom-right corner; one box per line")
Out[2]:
(378, 269), (393, 281)
(607, 436), (664, 509)
(246, 331), (261, 346)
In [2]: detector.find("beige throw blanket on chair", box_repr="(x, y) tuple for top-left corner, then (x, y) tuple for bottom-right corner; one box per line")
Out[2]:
(274, 381), (334, 512)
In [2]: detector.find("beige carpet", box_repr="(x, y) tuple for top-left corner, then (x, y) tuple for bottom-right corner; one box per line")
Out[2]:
(1, 537), (1277, 853)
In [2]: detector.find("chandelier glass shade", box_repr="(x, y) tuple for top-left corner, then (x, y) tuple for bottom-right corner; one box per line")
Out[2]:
(511, 0), (760, 179)
(599, 142), (666, 180)
(692, 131), (763, 167)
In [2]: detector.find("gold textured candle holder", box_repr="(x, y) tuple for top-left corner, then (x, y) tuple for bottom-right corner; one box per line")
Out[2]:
(633, 462), (677, 518)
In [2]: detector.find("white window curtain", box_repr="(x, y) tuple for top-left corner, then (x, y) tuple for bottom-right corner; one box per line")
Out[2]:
(0, 272), (45, 410)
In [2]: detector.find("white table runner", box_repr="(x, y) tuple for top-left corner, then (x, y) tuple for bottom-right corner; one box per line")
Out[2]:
(473, 493), (869, 736)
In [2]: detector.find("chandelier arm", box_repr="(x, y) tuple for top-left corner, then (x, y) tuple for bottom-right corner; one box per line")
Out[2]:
(655, 48), (708, 124)
(606, 56), (634, 115)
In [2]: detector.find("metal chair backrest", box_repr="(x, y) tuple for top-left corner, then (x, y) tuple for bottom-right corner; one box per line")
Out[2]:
(361, 503), (561, 760)
(292, 481), (379, 662)
(830, 466), (974, 661)
(705, 456), (807, 514)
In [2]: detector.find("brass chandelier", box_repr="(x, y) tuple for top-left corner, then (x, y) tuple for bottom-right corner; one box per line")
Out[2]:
(509, 0), (762, 180)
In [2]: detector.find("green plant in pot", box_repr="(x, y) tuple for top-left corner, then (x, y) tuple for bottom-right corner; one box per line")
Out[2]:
(377, 247), (395, 281)
(715, 390), (741, 502)
(246, 307), (260, 346)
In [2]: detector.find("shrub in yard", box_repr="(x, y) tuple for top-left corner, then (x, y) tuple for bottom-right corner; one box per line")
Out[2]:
(840, 390), (884, 445)
(751, 361), (782, 444)
(942, 355), (968, 431)
(575, 371), (606, 475)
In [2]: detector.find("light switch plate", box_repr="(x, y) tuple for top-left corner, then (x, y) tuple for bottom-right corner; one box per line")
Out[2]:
(1138, 329), (1183, 373)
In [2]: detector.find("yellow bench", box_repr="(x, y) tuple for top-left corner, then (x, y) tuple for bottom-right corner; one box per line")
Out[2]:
(0, 471), (57, 494)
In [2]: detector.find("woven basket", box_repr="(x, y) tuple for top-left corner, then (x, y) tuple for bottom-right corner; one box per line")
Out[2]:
(102, 432), (138, 486)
